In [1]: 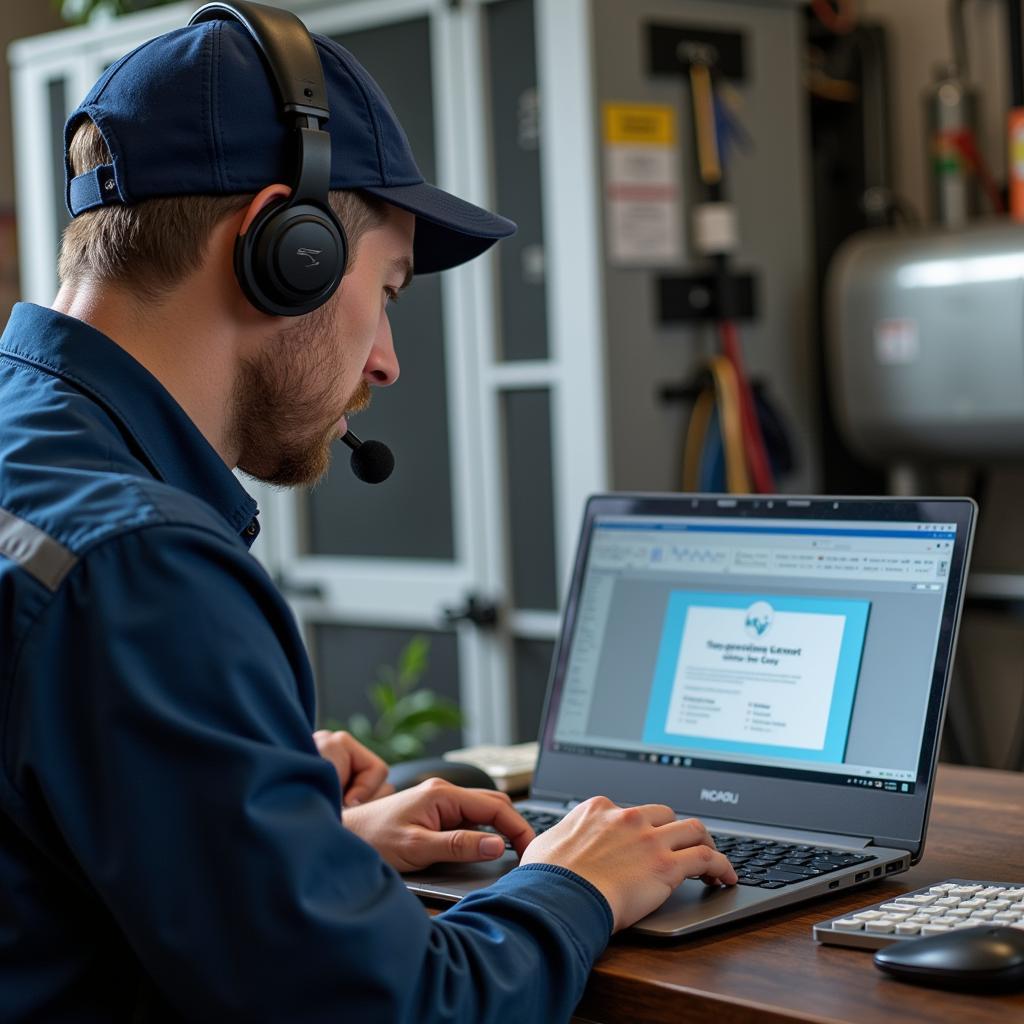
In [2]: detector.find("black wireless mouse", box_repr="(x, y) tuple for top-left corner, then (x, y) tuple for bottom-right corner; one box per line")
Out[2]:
(874, 926), (1024, 992)
(386, 757), (497, 793)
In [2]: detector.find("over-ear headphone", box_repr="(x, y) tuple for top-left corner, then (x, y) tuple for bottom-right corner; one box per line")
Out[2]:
(189, 1), (347, 317)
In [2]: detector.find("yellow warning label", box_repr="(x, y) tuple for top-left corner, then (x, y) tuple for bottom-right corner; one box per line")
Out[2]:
(603, 103), (676, 145)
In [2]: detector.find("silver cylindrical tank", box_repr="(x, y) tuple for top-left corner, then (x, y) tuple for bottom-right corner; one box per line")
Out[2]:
(827, 221), (1024, 462)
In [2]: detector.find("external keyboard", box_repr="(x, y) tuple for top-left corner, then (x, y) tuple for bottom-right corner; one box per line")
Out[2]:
(500, 811), (873, 889)
(814, 879), (1024, 950)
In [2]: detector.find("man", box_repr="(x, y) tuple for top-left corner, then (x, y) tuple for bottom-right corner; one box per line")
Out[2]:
(0, 11), (735, 1022)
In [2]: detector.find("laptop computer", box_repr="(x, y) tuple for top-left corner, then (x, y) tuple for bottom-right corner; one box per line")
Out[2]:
(406, 493), (976, 938)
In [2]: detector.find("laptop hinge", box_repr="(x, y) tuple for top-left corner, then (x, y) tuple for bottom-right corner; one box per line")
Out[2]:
(876, 836), (921, 858)
(660, 814), (875, 850)
(523, 800), (878, 851)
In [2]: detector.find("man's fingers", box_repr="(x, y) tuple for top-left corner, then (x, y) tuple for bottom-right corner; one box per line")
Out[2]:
(660, 817), (717, 852)
(314, 730), (381, 804)
(676, 845), (737, 886)
(634, 803), (677, 828)
(337, 738), (390, 806)
(438, 788), (535, 857)
(344, 761), (391, 806)
(416, 827), (510, 864)
(347, 779), (395, 806)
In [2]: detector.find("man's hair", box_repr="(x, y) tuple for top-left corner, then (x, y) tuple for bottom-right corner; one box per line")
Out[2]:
(59, 119), (387, 300)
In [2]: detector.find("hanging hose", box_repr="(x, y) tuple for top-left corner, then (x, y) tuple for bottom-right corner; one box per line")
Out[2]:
(682, 356), (751, 494)
(718, 320), (776, 493)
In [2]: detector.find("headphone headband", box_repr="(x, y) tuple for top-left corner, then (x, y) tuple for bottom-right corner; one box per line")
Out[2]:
(187, 0), (347, 317)
(189, 1), (329, 121)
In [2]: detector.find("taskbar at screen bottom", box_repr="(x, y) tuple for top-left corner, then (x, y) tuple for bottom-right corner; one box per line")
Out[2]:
(549, 741), (918, 795)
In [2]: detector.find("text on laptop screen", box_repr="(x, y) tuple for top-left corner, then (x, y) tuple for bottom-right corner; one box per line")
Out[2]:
(551, 515), (958, 793)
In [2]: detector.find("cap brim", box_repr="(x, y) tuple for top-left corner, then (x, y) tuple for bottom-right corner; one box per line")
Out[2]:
(361, 182), (516, 274)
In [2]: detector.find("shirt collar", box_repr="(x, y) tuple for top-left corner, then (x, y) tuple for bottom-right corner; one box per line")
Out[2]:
(1, 303), (260, 546)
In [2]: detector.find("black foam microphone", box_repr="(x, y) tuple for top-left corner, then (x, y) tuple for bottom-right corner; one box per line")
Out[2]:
(341, 429), (394, 484)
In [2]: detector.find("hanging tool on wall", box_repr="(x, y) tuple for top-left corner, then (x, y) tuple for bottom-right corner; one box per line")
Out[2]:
(650, 24), (790, 494)
(689, 58), (775, 493)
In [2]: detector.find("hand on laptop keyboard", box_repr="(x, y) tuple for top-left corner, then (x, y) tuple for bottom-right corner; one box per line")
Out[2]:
(344, 780), (535, 872)
(520, 797), (738, 933)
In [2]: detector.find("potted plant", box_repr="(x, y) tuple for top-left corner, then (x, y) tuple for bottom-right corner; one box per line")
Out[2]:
(326, 635), (463, 764)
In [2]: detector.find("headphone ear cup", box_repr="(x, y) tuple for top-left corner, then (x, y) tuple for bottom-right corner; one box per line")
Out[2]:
(235, 200), (348, 317)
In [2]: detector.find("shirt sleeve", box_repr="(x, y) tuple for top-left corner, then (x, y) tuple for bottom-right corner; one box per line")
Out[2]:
(4, 522), (611, 1023)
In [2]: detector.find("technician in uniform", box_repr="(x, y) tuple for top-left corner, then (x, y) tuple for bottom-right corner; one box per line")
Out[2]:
(0, 4), (735, 1020)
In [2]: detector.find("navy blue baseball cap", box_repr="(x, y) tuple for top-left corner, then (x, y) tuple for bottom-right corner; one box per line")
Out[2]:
(64, 18), (515, 274)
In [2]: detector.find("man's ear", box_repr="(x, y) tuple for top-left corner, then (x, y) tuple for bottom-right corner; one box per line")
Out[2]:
(239, 184), (293, 236)
(215, 184), (294, 323)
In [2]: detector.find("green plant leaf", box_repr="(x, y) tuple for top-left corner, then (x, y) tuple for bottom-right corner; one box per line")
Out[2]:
(391, 704), (463, 734)
(388, 733), (425, 761)
(346, 712), (374, 743)
(388, 690), (441, 728)
(376, 664), (397, 690)
(396, 634), (430, 693)
(370, 683), (397, 715)
(346, 634), (457, 763)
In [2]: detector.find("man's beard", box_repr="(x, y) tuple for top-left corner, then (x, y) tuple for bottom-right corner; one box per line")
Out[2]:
(229, 306), (371, 488)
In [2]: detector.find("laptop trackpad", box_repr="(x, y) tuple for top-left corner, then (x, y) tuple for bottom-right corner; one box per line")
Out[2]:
(404, 853), (765, 936)
(404, 851), (520, 900)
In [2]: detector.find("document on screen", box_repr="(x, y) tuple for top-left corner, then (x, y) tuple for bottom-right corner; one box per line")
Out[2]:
(641, 593), (870, 763)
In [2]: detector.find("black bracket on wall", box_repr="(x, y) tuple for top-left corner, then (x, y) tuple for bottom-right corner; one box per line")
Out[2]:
(647, 23), (747, 81)
(658, 272), (757, 323)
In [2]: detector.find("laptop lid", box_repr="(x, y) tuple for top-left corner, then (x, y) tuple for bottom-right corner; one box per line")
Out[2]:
(531, 494), (976, 858)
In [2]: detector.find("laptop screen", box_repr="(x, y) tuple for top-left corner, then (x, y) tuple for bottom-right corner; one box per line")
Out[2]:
(534, 495), (975, 851)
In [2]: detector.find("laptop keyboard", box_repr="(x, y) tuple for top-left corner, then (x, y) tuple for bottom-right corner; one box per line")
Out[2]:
(712, 833), (872, 888)
(494, 810), (873, 887)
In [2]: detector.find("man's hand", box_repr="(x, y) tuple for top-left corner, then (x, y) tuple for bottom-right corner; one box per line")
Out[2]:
(312, 729), (394, 807)
(342, 778), (535, 872)
(520, 797), (737, 932)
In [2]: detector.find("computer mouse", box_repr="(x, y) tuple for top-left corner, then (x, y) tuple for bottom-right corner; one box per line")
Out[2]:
(386, 757), (497, 792)
(874, 926), (1024, 992)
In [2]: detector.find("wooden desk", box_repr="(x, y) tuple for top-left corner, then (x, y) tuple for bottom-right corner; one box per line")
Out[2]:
(572, 764), (1024, 1023)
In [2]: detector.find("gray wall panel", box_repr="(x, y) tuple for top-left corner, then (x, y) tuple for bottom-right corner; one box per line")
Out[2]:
(307, 18), (454, 560)
(504, 388), (558, 610)
(514, 637), (556, 741)
(485, 0), (549, 362)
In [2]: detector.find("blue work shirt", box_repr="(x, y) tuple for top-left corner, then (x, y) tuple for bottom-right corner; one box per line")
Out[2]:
(0, 302), (612, 1022)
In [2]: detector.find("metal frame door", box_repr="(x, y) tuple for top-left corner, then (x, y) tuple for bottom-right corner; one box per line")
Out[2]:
(9, 0), (611, 746)
(265, 0), (611, 744)
(262, 0), (513, 745)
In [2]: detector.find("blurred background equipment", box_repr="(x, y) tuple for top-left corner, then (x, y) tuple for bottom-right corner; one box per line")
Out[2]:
(827, 0), (1024, 474)
(828, 220), (1024, 463)
(821, 0), (1024, 771)
(9, 0), (1024, 773)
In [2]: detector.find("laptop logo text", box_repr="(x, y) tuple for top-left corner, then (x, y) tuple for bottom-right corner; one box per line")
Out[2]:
(700, 788), (739, 805)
